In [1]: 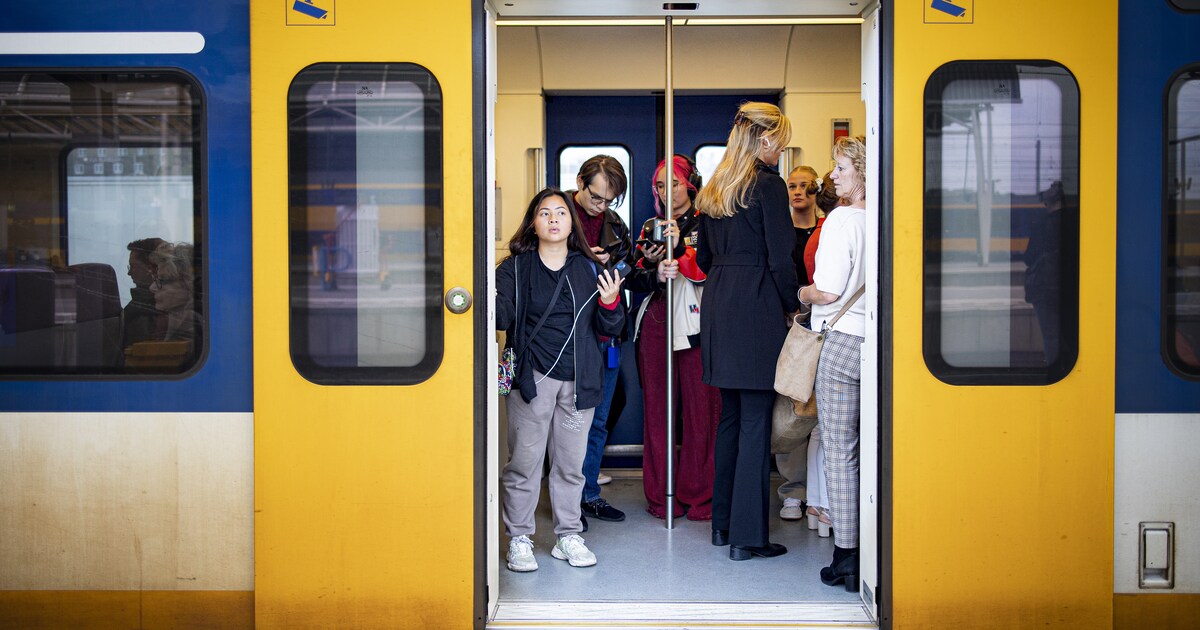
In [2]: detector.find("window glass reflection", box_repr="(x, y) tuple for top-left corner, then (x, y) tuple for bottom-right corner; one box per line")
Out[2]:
(0, 72), (203, 376)
(1166, 73), (1200, 376)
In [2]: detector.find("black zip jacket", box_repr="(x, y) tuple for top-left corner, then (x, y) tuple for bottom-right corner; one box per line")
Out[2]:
(496, 250), (626, 409)
(626, 208), (702, 294)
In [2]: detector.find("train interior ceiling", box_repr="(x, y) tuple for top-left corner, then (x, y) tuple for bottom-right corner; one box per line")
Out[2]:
(489, 0), (874, 620)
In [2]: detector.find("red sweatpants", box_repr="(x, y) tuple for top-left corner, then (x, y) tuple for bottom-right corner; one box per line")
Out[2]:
(637, 296), (722, 519)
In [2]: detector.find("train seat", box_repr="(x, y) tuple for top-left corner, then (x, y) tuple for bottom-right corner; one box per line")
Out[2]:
(0, 267), (57, 368)
(70, 262), (123, 368)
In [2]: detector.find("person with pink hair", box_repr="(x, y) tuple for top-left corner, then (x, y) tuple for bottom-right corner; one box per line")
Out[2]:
(627, 154), (721, 520)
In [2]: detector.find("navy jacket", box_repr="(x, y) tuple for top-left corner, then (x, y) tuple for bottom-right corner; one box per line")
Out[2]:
(496, 250), (626, 409)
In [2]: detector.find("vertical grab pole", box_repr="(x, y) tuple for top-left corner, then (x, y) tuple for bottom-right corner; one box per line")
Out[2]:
(663, 15), (676, 530)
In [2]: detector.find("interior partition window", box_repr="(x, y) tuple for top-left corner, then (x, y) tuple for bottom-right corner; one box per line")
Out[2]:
(923, 61), (1080, 385)
(1166, 70), (1200, 377)
(0, 72), (203, 376)
(557, 145), (632, 230)
(287, 63), (443, 385)
(694, 144), (726, 193)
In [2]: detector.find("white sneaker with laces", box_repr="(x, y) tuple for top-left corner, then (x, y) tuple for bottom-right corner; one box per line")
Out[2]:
(507, 535), (538, 572)
(779, 497), (805, 520)
(597, 472), (612, 485)
(551, 534), (597, 567)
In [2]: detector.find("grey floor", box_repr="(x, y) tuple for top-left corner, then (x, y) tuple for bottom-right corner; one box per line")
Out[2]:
(498, 471), (859, 603)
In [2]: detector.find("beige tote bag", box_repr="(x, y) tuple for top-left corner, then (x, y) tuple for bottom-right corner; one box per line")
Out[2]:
(774, 286), (864, 404)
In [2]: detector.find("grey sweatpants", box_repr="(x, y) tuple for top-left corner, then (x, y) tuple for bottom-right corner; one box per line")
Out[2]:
(502, 371), (594, 537)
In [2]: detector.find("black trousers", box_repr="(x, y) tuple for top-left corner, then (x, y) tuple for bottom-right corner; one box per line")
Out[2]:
(712, 387), (774, 547)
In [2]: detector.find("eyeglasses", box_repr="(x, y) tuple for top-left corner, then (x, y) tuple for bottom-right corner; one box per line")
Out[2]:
(585, 184), (618, 209)
(153, 277), (175, 290)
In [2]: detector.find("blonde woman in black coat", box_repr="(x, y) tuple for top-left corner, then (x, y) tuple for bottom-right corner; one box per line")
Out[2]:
(695, 102), (800, 561)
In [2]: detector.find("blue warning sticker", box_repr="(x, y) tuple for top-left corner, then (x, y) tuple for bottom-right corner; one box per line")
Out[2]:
(287, 0), (335, 26)
(925, 0), (973, 24)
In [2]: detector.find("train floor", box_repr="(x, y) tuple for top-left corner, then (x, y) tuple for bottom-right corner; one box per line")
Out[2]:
(497, 469), (860, 603)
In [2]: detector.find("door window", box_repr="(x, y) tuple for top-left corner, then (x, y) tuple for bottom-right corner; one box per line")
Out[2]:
(923, 61), (1080, 385)
(288, 63), (443, 385)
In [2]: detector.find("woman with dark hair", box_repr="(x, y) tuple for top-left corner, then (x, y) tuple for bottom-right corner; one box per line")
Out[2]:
(694, 102), (800, 561)
(495, 187), (626, 572)
(627, 154), (721, 521)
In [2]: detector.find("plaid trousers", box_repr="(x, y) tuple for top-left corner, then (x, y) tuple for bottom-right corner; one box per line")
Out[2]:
(815, 330), (863, 548)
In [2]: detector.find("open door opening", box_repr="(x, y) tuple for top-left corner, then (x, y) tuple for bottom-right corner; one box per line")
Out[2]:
(485, 2), (883, 626)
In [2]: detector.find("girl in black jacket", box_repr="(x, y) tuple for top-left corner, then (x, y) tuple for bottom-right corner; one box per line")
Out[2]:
(495, 187), (625, 572)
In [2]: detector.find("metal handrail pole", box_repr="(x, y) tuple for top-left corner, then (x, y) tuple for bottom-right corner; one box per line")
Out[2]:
(664, 15), (676, 530)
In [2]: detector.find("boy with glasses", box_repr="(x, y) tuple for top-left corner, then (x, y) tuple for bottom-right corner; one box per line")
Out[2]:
(564, 155), (632, 527)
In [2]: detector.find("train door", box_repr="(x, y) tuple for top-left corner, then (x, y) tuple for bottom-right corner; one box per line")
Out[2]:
(251, 1), (485, 627)
(891, 2), (1117, 627)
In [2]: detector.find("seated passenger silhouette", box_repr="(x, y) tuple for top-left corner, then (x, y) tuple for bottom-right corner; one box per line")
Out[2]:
(149, 241), (196, 342)
(123, 237), (166, 349)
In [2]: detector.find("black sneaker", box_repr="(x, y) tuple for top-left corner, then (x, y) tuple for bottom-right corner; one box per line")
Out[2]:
(581, 497), (626, 522)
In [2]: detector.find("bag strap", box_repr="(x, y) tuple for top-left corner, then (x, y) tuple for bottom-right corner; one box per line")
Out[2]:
(824, 284), (865, 330)
(505, 255), (520, 351)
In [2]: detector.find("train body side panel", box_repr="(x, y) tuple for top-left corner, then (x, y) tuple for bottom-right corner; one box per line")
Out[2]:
(1114, 0), (1200, 626)
(251, 0), (476, 627)
(1, 2), (252, 626)
(892, 2), (1116, 628)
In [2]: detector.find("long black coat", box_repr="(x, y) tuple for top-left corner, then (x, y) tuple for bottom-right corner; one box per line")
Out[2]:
(696, 162), (800, 390)
(495, 250), (626, 409)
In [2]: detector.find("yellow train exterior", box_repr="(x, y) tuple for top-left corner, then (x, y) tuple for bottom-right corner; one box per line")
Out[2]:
(891, 2), (1115, 627)
(4, 0), (1200, 628)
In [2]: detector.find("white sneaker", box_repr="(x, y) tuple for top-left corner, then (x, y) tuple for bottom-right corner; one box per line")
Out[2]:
(507, 535), (538, 572)
(779, 497), (805, 520)
(597, 472), (612, 485)
(551, 534), (597, 567)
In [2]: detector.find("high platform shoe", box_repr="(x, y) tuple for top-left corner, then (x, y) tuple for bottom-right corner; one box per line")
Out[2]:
(806, 506), (832, 537)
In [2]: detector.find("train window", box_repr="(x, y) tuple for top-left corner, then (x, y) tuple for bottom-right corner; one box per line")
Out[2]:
(923, 61), (1080, 385)
(0, 72), (204, 377)
(1165, 70), (1200, 377)
(557, 146), (632, 230)
(694, 145), (726, 191)
(287, 63), (443, 385)
(1169, 0), (1200, 12)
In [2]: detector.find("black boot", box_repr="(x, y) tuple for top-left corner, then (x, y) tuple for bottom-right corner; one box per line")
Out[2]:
(820, 546), (859, 592)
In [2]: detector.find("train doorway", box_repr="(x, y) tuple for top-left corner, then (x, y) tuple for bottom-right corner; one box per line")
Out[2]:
(485, 2), (883, 627)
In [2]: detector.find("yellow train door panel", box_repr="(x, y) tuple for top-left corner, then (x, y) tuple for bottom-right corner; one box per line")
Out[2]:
(252, 1), (477, 626)
(892, 1), (1116, 628)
